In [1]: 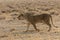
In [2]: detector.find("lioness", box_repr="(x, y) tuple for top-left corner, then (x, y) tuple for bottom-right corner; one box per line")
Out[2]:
(17, 13), (57, 32)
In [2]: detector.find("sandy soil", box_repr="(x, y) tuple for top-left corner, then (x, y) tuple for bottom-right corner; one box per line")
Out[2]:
(0, 0), (60, 40)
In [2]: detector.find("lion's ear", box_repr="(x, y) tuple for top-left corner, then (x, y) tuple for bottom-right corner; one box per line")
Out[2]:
(20, 14), (24, 16)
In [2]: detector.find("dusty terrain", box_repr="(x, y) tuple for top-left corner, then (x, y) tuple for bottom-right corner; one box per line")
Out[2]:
(0, 0), (60, 40)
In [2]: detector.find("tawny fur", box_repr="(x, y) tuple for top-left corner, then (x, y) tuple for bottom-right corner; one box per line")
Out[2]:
(17, 13), (57, 32)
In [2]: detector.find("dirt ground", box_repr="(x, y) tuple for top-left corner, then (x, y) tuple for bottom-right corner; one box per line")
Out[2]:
(0, 0), (60, 40)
